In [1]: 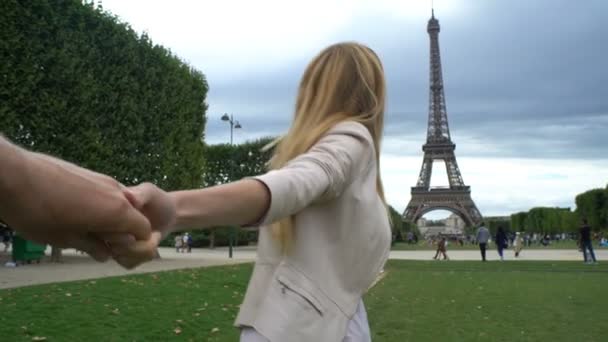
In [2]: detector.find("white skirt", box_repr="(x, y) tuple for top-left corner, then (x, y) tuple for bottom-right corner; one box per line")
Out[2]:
(240, 299), (371, 341)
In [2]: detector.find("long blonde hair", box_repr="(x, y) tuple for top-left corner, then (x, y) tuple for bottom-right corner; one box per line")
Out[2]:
(268, 42), (387, 252)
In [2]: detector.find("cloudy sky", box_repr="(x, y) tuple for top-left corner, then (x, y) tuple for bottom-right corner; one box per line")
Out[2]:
(102, 0), (608, 218)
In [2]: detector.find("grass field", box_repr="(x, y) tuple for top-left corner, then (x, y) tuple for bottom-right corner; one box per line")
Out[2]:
(0, 261), (606, 341)
(367, 261), (607, 342)
(391, 240), (582, 250)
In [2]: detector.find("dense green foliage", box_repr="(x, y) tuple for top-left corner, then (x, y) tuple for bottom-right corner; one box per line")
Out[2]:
(388, 205), (420, 242)
(1, 261), (606, 341)
(575, 187), (608, 231)
(510, 207), (577, 234)
(483, 216), (511, 235)
(202, 137), (275, 187)
(510, 185), (608, 234)
(0, 0), (208, 190)
(511, 187), (608, 234)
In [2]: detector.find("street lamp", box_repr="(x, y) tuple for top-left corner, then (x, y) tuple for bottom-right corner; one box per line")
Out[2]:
(221, 113), (241, 145)
(221, 113), (241, 258)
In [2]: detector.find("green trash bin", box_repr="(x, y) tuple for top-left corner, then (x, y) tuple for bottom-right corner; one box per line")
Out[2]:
(12, 235), (46, 265)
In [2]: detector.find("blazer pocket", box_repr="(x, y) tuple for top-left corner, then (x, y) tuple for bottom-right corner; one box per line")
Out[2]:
(277, 274), (325, 316)
(252, 266), (337, 341)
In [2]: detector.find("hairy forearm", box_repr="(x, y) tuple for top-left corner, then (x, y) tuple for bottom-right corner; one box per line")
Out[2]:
(170, 179), (270, 231)
(30, 151), (121, 190)
(0, 136), (28, 200)
(0, 136), (102, 188)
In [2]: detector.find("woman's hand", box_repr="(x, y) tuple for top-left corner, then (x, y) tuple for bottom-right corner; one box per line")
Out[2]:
(124, 183), (177, 238)
(107, 182), (177, 269)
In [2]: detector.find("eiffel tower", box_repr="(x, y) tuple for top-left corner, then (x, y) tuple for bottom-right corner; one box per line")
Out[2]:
(403, 10), (482, 227)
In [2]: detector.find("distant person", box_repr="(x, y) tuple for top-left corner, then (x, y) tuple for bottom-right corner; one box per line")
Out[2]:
(174, 234), (182, 253)
(182, 233), (189, 253)
(541, 234), (550, 247)
(185, 232), (193, 253)
(433, 235), (449, 260)
(406, 231), (414, 244)
(476, 222), (490, 262)
(513, 232), (523, 258)
(579, 218), (598, 264)
(524, 233), (530, 247)
(0, 220), (12, 252)
(495, 226), (508, 261)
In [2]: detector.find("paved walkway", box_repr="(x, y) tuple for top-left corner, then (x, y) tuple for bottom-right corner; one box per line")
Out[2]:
(1, 246), (605, 289)
(0, 247), (252, 290)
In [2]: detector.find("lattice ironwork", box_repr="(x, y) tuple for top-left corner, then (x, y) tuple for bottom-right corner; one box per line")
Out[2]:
(403, 11), (482, 227)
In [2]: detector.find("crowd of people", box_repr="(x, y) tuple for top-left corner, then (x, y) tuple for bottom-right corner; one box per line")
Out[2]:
(174, 232), (193, 253)
(420, 219), (603, 263)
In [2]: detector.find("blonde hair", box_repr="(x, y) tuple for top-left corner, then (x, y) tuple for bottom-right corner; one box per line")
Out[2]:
(268, 42), (387, 252)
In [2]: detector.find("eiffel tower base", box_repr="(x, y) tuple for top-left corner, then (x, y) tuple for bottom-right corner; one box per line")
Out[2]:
(404, 187), (482, 227)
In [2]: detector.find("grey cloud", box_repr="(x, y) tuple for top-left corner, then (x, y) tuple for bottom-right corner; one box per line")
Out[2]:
(204, 0), (608, 161)
(383, 114), (608, 159)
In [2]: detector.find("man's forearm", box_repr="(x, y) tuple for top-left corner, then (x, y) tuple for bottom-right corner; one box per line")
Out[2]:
(31, 151), (120, 190)
(0, 136), (29, 199)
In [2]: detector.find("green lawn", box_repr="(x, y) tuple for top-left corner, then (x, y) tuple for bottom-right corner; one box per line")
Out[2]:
(367, 261), (607, 341)
(392, 240), (581, 250)
(0, 261), (606, 341)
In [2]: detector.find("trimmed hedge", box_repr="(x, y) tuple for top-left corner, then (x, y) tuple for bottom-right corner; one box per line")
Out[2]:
(0, 0), (208, 190)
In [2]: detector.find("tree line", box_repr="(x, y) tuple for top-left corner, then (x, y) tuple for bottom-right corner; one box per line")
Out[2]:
(510, 186), (608, 234)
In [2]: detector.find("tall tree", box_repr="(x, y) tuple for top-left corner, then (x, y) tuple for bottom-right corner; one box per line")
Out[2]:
(575, 189), (607, 231)
(1, 0), (208, 260)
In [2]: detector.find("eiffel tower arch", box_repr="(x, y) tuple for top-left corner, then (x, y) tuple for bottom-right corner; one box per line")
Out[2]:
(403, 10), (482, 228)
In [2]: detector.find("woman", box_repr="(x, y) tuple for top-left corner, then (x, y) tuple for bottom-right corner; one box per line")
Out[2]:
(495, 226), (508, 261)
(513, 232), (523, 258)
(433, 235), (449, 260)
(116, 42), (392, 341)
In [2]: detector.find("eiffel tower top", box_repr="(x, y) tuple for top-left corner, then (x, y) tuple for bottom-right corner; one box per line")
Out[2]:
(425, 9), (452, 145)
(428, 8), (440, 33)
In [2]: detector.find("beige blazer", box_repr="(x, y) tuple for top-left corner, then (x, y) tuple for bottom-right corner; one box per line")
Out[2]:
(235, 121), (391, 342)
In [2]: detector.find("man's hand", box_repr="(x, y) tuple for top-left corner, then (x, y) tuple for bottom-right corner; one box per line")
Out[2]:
(0, 144), (152, 262)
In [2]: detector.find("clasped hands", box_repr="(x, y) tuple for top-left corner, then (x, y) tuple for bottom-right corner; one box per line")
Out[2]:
(5, 149), (179, 269)
(109, 182), (176, 269)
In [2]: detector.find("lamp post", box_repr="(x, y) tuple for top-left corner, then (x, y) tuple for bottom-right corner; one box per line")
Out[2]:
(221, 113), (241, 258)
(221, 113), (241, 145)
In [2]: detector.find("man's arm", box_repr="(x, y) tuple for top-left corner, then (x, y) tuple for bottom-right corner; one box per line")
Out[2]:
(0, 135), (153, 265)
(0, 135), (27, 199)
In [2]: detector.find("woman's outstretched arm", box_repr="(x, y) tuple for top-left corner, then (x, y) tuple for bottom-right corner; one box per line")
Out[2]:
(171, 179), (270, 231)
